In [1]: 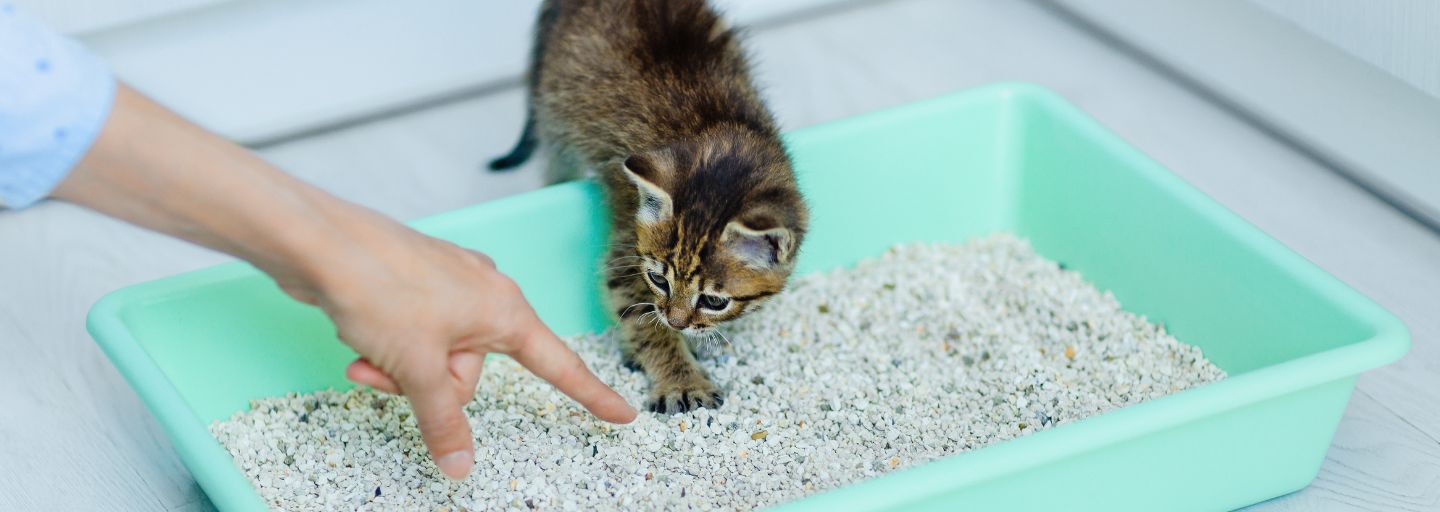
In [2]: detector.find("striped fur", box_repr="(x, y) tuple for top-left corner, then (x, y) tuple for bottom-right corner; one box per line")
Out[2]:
(496, 0), (809, 413)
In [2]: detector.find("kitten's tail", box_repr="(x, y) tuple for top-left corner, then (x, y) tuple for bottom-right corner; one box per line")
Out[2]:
(489, 0), (560, 172)
(488, 115), (537, 171)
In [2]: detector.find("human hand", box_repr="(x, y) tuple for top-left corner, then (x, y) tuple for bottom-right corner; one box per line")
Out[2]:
(274, 208), (638, 480)
(55, 84), (635, 483)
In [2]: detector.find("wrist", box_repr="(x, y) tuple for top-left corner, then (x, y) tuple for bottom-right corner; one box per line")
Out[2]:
(54, 83), (398, 305)
(243, 185), (371, 300)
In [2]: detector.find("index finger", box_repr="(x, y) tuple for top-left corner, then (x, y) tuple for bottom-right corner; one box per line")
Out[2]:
(508, 321), (637, 424)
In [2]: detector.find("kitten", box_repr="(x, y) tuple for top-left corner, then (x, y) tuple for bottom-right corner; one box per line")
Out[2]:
(490, 0), (809, 413)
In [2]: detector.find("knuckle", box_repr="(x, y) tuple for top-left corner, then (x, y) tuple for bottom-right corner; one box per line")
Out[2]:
(471, 251), (497, 269)
(491, 274), (524, 298)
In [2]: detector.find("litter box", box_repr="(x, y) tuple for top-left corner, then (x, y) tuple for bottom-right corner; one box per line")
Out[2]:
(87, 83), (1408, 511)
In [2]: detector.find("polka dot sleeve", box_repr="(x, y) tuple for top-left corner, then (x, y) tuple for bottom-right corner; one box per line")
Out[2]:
(0, 3), (116, 209)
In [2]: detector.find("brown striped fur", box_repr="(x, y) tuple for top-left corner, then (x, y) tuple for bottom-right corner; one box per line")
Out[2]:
(492, 0), (809, 413)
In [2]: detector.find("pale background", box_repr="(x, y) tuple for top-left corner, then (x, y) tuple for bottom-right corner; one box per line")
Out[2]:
(2, 0), (1437, 510)
(1250, 0), (1440, 99)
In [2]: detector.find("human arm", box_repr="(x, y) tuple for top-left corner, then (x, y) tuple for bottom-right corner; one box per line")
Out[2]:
(51, 83), (637, 480)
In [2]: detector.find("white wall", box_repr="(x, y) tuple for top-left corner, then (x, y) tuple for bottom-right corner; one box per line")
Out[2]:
(1249, 0), (1440, 99)
(60, 0), (854, 145)
(11, 0), (231, 33)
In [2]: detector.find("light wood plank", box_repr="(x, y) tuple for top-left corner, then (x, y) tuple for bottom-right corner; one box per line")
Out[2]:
(1246, 390), (1440, 511)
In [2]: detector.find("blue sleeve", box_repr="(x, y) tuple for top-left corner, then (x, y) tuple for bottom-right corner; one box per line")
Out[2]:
(0, 3), (116, 209)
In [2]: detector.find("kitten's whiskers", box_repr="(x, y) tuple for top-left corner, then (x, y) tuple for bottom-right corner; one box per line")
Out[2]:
(641, 310), (665, 330)
(619, 302), (656, 318)
(597, 263), (643, 276)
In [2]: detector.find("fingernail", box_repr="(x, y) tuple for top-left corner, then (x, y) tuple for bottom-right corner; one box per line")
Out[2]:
(435, 450), (473, 481)
(608, 408), (639, 428)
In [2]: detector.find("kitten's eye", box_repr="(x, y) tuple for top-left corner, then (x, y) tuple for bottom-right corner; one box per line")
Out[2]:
(698, 294), (730, 311)
(646, 271), (670, 294)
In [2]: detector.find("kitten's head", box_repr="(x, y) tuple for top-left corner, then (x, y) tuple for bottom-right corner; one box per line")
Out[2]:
(620, 129), (807, 336)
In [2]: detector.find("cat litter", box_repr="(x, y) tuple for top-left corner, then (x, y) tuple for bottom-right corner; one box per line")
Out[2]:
(211, 233), (1225, 511)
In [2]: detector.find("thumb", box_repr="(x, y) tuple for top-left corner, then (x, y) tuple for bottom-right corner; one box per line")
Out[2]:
(400, 360), (475, 480)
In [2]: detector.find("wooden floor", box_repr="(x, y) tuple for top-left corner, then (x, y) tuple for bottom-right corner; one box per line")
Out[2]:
(2, 0), (1436, 509)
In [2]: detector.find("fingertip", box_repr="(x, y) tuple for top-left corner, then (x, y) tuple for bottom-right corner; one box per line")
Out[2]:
(612, 405), (639, 424)
(435, 450), (475, 481)
(344, 359), (368, 380)
(591, 390), (639, 424)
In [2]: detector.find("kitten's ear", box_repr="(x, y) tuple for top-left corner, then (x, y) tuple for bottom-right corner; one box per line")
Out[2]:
(622, 153), (673, 225)
(722, 221), (795, 268)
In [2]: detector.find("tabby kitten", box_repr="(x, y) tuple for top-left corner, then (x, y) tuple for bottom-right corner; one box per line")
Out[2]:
(490, 0), (809, 413)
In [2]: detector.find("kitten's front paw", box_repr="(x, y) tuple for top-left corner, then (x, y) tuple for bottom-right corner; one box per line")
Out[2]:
(646, 377), (724, 414)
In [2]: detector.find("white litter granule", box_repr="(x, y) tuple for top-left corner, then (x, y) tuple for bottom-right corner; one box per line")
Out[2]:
(212, 233), (1225, 511)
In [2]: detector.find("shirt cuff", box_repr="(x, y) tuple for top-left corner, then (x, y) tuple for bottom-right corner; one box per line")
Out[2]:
(0, 8), (117, 209)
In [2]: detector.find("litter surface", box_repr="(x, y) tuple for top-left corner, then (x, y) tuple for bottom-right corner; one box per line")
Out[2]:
(212, 233), (1225, 510)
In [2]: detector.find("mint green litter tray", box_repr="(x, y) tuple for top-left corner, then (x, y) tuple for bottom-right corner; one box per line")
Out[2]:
(87, 83), (1408, 511)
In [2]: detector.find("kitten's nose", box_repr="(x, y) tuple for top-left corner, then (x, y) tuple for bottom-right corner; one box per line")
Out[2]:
(665, 311), (687, 330)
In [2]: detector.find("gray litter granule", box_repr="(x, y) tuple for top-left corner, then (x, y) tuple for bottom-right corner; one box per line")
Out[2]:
(211, 233), (1225, 511)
